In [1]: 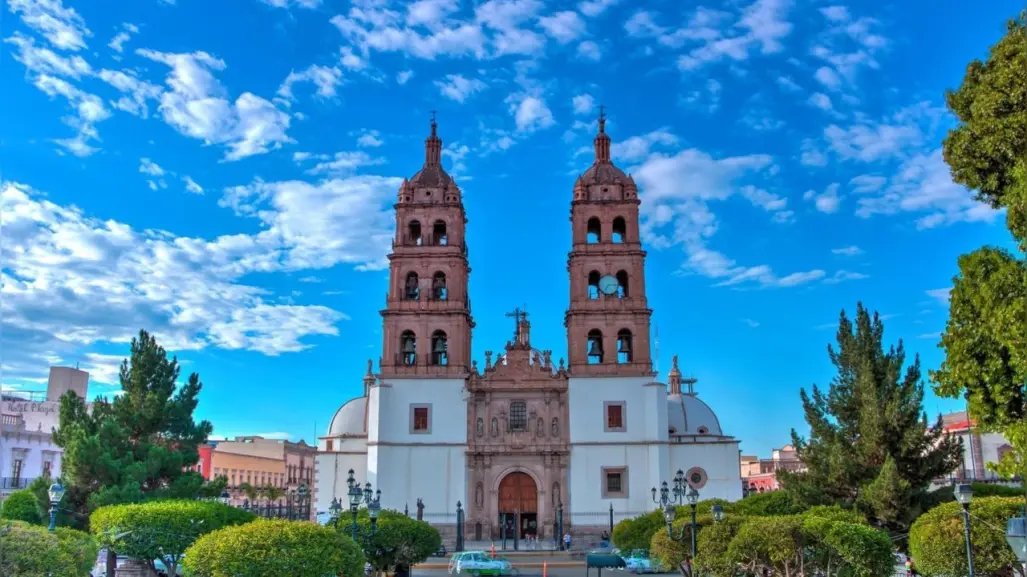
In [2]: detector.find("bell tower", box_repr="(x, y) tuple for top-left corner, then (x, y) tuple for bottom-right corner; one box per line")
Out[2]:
(380, 115), (474, 378)
(565, 108), (653, 377)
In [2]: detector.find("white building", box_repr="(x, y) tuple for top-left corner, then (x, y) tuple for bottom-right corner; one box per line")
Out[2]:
(315, 117), (743, 542)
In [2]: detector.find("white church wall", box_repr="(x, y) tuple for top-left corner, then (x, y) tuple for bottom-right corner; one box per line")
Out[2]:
(568, 376), (660, 443)
(371, 378), (467, 444)
(668, 441), (743, 501)
(313, 451), (367, 516)
(568, 444), (663, 526)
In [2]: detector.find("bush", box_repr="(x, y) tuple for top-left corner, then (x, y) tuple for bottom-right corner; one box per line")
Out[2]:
(727, 515), (805, 576)
(333, 508), (440, 572)
(0, 521), (98, 577)
(613, 509), (665, 551)
(694, 517), (745, 577)
(730, 490), (806, 517)
(649, 522), (688, 569)
(184, 519), (365, 577)
(823, 522), (894, 577)
(909, 496), (1024, 577)
(0, 490), (42, 524)
(91, 499), (255, 576)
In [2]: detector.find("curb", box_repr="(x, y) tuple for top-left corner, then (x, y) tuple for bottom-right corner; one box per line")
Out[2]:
(417, 562), (585, 570)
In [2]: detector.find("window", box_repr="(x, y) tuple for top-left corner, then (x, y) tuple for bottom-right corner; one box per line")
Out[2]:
(11, 458), (24, 482)
(431, 331), (448, 365)
(408, 220), (422, 245)
(586, 217), (602, 243)
(612, 217), (626, 243)
(615, 270), (629, 298)
(587, 329), (604, 364)
(685, 467), (708, 489)
(602, 467), (628, 498)
(604, 401), (626, 432)
(697, 426), (709, 435)
(404, 272), (420, 300)
(326, 440), (334, 451)
(432, 271), (448, 300)
(411, 404), (432, 434)
(509, 401), (527, 431)
(400, 331), (417, 365)
(587, 271), (601, 299)
(617, 329), (633, 364)
(433, 220), (448, 245)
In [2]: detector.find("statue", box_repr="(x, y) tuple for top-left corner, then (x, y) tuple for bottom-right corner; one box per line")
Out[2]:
(476, 417), (484, 437)
(536, 418), (544, 437)
(491, 417), (499, 437)
(475, 483), (484, 508)
(543, 350), (552, 368)
(551, 417), (559, 436)
(552, 482), (561, 506)
(485, 351), (493, 369)
(416, 498), (424, 521)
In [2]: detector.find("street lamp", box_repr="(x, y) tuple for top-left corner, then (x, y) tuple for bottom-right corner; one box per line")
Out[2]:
(685, 487), (699, 559)
(711, 504), (725, 523)
(955, 483), (975, 577)
(47, 481), (66, 532)
(330, 497), (342, 523)
(368, 496), (381, 535)
(347, 469), (363, 539)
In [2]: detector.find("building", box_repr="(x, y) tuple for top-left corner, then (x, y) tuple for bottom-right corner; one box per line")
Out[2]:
(935, 411), (1014, 485)
(1, 367), (90, 499)
(315, 114), (743, 543)
(209, 436), (317, 502)
(739, 444), (804, 494)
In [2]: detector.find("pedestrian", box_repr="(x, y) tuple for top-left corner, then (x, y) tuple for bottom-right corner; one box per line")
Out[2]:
(563, 532), (571, 550)
(600, 530), (609, 545)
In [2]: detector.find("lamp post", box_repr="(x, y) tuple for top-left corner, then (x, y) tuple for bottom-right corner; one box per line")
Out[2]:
(955, 483), (975, 577)
(653, 471), (700, 563)
(330, 497), (343, 524)
(298, 484), (309, 520)
(711, 504), (725, 523)
(347, 469), (363, 539)
(47, 481), (66, 532)
(556, 499), (564, 551)
(685, 487), (699, 559)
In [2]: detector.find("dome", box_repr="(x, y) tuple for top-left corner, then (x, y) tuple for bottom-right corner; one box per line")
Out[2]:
(579, 161), (628, 185)
(667, 393), (723, 436)
(409, 164), (453, 188)
(327, 396), (368, 437)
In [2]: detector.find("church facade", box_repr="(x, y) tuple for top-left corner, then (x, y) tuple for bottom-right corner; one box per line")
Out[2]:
(314, 115), (743, 542)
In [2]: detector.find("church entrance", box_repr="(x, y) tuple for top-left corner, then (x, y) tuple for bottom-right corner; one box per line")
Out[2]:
(497, 472), (538, 540)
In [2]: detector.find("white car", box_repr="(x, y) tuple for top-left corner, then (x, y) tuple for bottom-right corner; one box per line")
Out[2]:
(621, 550), (662, 574)
(449, 551), (514, 576)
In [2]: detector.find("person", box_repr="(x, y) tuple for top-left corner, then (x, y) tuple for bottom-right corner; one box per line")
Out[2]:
(563, 532), (571, 550)
(600, 530), (609, 545)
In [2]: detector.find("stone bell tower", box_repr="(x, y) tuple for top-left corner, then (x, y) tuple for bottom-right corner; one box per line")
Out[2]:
(564, 107), (654, 377)
(379, 115), (474, 377)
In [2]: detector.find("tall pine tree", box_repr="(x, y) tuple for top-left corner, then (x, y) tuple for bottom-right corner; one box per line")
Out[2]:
(54, 330), (214, 525)
(780, 303), (962, 531)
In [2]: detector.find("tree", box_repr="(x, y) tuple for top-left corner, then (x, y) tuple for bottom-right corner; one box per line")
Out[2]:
(730, 491), (806, 517)
(332, 508), (440, 574)
(612, 509), (665, 550)
(909, 496), (1026, 577)
(237, 482), (259, 502)
(781, 304), (962, 531)
(90, 500), (255, 577)
(184, 519), (365, 577)
(264, 485), (285, 503)
(932, 11), (1027, 481)
(0, 491), (42, 525)
(53, 329), (215, 526)
(0, 521), (99, 577)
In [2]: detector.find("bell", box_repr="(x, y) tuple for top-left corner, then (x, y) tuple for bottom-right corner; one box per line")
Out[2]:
(587, 340), (602, 356)
(402, 340), (416, 354)
(618, 339), (632, 353)
(433, 339), (448, 353)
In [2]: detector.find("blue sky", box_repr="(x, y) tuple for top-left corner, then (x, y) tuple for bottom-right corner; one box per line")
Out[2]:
(1, 0), (1021, 457)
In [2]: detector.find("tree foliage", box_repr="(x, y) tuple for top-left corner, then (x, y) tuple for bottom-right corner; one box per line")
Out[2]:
(332, 508), (441, 572)
(53, 329), (215, 525)
(648, 514), (714, 569)
(782, 303), (962, 531)
(612, 509), (664, 550)
(731, 491), (807, 517)
(0, 491), (42, 525)
(909, 496), (1026, 577)
(0, 521), (99, 577)
(90, 499), (255, 577)
(184, 518), (365, 577)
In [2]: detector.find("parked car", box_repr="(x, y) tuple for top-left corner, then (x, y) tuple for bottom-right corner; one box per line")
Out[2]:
(621, 549), (662, 574)
(449, 551), (514, 576)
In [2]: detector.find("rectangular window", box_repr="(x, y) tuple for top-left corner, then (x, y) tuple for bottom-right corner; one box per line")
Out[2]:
(11, 459), (23, 482)
(509, 401), (527, 431)
(602, 467), (628, 498)
(326, 440), (334, 451)
(604, 401), (626, 432)
(410, 404), (432, 434)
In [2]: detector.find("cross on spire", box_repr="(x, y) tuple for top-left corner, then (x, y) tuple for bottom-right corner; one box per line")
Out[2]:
(424, 109), (441, 165)
(594, 104), (611, 162)
(505, 307), (530, 343)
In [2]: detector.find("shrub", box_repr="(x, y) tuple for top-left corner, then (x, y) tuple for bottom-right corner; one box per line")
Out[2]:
(730, 490), (806, 517)
(333, 508), (441, 572)
(0, 490), (42, 524)
(909, 496), (1024, 577)
(0, 520), (98, 577)
(694, 516), (745, 577)
(613, 509), (664, 551)
(727, 515), (805, 577)
(648, 514), (715, 569)
(823, 522), (895, 577)
(91, 499), (255, 576)
(184, 518), (365, 577)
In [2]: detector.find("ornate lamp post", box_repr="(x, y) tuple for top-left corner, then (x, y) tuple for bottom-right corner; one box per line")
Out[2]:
(347, 469), (363, 539)
(711, 504), (725, 523)
(955, 483), (975, 577)
(368, 495), (381, 535)
(330, 497), (343, 523)
(684, 487), (699, 558)
(47, 481), (66, 532)
(556, 499), (564, 551)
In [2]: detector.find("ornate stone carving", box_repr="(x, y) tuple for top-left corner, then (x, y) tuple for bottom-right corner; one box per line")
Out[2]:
(552, 482), (561, 506)
(551, 417), (559, 436)
(536, 418), (544, 437)
(475, 482), (484, 508)
(491, 417), (499, 437)
(476, 417), (484, 437)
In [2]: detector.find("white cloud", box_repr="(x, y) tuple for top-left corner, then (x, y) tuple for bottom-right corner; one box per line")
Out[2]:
(277, 65), (343, 101)
(296, 151), (385, 176)
(509, 95), (554, 133)
(831, 245), (863, 256)
(743, 318), (760, 328)
(108, 23), (139, 54)
(356, 130), (383, 148)
(32, 74), (111, 156)
(808, 92), (833, 111)
(804, 183), (842, 213)
(676, 0), (794, 71)
(776, 75), (801, 92)
(97, 69), (163, 118)
(538, 11), (586, 44)
(814, 66), (841, 90)
(434, 74), (487, 103)
(183, 176), (204, 194)
(396, 70), (414, 84)
(741, 185), (788, 212)
(926, 287), (951, 305)
(819, 6), (850, 23)
(572, 94), (595, 115)
(579, 0), (621, 17)
(138, 49), (293, 161)
(6, 33), (92, 79)
(577, 40), (601, 60)
(259, 0), (321, 8)
(8, 0), (92, 51)
(611, 129), (678, 163)
(823, 270), (868, 284)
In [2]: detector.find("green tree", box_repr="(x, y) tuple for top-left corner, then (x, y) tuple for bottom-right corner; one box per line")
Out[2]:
(90, 500), (255, 577)
(932, 11), (1027, 482)
(909, 496), (1025, 577)
(53, 329), (215, 526)
(264, 485), (285, 503)
(781, 304), (962, 532)
(729, 491), (806, 517)
(612, 509), (665, 550)
(0, 491), (42, 525)
(333, 508), (440, 574)
(237, 482), (258, 502)
(184, 519), (365, 577)
(0, 521), (99, 577)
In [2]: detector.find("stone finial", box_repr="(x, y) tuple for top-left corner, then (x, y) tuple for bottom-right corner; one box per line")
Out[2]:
(668, 355), (682, 395)
(485, 351), (493, 369)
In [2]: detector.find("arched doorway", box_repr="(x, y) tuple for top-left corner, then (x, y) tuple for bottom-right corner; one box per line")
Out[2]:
(498, 472), (538, 540)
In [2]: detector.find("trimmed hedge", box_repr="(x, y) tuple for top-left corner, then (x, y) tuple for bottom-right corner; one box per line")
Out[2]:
(0, 490), (42, 525)
(0, 521), (98, 577)
(909, 496), (1024, 577)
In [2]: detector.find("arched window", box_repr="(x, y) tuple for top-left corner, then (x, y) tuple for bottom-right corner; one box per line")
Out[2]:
(400, 331), (416, 366)
(509, 401), (527, 431)
(431, 330), (448, 366)
(615, 270), (629, 298)
(408, 220), (422, 246)
(586, 329), (604, 364)
(617, 329), (633, 363)
(587, 270), (601, 299)
(433, 220), (448, 246)
(432, 272), (448, 300)
(612, 217), (626, 243)
(404, 272), (420, 300)
(586, 217), (602, 243)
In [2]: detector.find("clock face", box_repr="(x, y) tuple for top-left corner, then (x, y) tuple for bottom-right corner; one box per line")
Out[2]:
(598, 275), (619, 295)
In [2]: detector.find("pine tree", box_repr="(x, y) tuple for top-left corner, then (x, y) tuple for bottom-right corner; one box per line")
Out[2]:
(780, 304), (962, 531)
(53, 330), (214, 525)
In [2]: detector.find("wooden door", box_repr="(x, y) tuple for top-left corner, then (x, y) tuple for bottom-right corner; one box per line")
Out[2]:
(498, 472), (537, 513)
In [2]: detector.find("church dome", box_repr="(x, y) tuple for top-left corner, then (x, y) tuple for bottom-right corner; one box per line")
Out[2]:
(667, 393), (723, 436)
(328, 396), (368, 437)
(578, 162), (628, 185)
(409, 164), (453, 188)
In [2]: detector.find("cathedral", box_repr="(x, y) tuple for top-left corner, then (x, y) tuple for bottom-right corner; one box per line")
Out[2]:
(313, 113), (743, 542)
